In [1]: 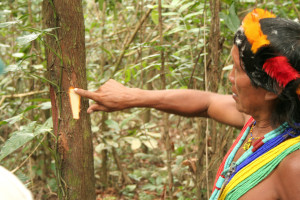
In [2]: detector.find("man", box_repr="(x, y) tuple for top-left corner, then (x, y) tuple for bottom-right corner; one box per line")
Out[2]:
(75, 9), (300, 199)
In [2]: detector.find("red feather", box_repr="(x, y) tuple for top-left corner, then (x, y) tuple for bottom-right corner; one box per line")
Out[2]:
(263, 56), (300, 87)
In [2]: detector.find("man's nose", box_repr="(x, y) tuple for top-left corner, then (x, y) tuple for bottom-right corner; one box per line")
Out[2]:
(228, 69), (235, 84)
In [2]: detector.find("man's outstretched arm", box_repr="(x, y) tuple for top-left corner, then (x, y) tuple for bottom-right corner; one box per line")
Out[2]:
(75, 79), (248, 129)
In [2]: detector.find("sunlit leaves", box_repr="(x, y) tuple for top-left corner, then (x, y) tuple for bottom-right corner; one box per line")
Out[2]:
(223, 64), (233, 71)
(123, 137), (142, 150)
(0, 20), (21, 28)
(12, 52), (25, 58)
(1, 114), (23, 125)
(16, 32), (42, 46)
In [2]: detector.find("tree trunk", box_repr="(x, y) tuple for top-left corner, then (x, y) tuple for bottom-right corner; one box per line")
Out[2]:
(42, 0), (95, 199)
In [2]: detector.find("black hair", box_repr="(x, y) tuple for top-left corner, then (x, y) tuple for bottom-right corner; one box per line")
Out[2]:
(234, 17), (300, 129)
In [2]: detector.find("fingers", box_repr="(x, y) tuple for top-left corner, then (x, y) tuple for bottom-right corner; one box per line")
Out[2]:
(74, 88), (98, 101)
(87, 103), (110, 113)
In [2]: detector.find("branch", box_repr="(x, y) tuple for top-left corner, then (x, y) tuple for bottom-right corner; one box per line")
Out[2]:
(0, 91), (48, 106)
(111, 147), (133, 184)
(112, 3), (154, 75)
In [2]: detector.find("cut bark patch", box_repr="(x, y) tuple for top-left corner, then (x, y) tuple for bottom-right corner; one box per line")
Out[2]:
(69, 87), (81, 119)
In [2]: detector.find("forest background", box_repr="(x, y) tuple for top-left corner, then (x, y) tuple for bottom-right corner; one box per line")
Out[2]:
(0, 0), (299, 199)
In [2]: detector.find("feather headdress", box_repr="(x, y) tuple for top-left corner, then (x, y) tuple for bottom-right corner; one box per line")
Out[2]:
(242, 8), (276, 54)
(263, 56), (300, 87)
(239, 9), (300, 88)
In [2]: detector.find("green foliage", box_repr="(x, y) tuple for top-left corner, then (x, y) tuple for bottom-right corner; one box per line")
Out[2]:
(0, 118), (52, 161)
(220, 3), (240, 33)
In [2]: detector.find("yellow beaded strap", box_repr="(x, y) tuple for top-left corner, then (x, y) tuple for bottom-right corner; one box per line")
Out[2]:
(242, 8), (276, 54)
(219, 135), (300, 200)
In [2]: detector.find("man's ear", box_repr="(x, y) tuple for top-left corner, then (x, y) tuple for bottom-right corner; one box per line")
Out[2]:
(265, 91), (279, 101)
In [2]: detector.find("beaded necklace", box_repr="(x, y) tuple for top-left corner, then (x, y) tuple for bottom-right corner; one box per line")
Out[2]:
(209, 119), (299, 200)
(218, 122), (287, 193)
(224, 122), (288, 179)
(229, 125), (294, 182)
(219, 135), (300, 200)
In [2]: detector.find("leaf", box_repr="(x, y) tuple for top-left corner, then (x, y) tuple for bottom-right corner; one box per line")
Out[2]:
(16, 32), (42, 46)
(98, 0), (105, 10)
(151, 9), (159, 25)
(122, 137), (141, 150)
(162, 12), (178, 17)
(32, 64), (44, 70)
(0, 10), (11, 15)
(35, 117), (53, 135)
(126, 184), (136, 192)
(39, 102), (52, 110)
(105, 119), (120, 132)
(2, 114), (23, 125)
(0, 119), (52, 161)
(105, 139), (119, 148)
(43, 27), (59, 33)
(142, 138), (158, 149)
(183, 11), (203, 20)
(146, 73), (161, 84)
(145, 132), (161, 138)
(178, 2), (195, 13)
(170, 0), (182, 8)
(99, 46), (113, 59)
(0, 124), (35, 161)
(130, 138), (141, 150)
(125, 68), (131, 83)
(223, 64), (233, 71)
(141, 54), (160, 61)
(0, 57), (6, 74)
(142, 183), (158, 191)
(22, 105), (38, 113)
(120, 114), (136, 129)
(221, 3), (240, 33)
(221, 0), (234, 4)
(12, 53), (25, 58)
(0, 121), (8, 126)
(166, 26), (186, 35)
(95, 143), (106, 153)
(0, 20), (21, 28)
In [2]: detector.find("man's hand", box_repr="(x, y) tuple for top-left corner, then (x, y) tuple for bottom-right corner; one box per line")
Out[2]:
(75, 79), (136, 113)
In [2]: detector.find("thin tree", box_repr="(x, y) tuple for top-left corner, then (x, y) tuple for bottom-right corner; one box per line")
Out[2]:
(42, 0), (95, 199)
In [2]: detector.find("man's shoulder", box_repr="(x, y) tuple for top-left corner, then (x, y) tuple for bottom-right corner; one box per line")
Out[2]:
(274, 149), (300, 199)
(277, 149), (300, 174)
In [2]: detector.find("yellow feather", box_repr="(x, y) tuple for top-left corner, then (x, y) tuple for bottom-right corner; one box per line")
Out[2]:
(241, 8), (276, 53)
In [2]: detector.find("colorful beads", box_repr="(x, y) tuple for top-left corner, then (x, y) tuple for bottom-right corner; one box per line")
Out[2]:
(243, 122), (259, 151)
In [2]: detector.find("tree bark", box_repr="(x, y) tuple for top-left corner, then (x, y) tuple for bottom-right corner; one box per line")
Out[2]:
(42, 0), (95, 199)
(208, 0), (221, 92)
